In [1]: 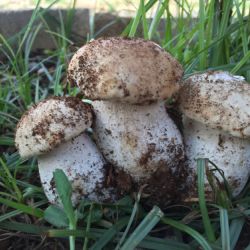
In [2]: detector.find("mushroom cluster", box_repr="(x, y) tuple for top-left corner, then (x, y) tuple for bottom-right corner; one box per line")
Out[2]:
(15, 37), (250, 208)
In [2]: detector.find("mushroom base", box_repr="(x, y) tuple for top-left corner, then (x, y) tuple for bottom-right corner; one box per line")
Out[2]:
(141, 159), (190, 208)
(38, 133), (117, 205)
(183, 116), (250, 198)
(92, 100), (189, 208)
(106, 159), (190, 209)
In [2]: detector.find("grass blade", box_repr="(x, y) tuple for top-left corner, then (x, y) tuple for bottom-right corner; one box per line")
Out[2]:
(231, 50), (250, 75)
(122, 0), (157, 36)
(245, 245), (250, 250)
(211, 0), (233, 66)
(0, 200), (46, 222)
(115, 188), (143, 249)
(198, 0), (206, 69)
(141, 0), (149, 39)
(65, 0), (77, 38)
(90, 217), (130, 250)
(0, 221), (48, 234)
(128, 0), (144, 37)
(44, 205), (69, 228)
(234, 0), (250, 80)
(219, 207), (230, 250)
(0, 158), (23, 202)
(54, 169), (76, 225)
(229, 217), (245, 250)
(53, 64), (63, 96)
(120, 206), (164, 250)
(161, 217), (212, 250)
(0, 196), (44, 218)
(16, 0), (42, 56)
(148, 0), (168, 40)
(47, 229), (99, 239)
(54, 169), (77, 250)
(197, 158), (216, 242)
(137, 235), (191, 250)
(0, 136), (14, 146)
(83, 203), (94, 250)
(46, 227), (109, 239)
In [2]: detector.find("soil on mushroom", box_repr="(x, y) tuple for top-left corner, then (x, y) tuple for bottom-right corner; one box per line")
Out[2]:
(103, 151), (192, 209)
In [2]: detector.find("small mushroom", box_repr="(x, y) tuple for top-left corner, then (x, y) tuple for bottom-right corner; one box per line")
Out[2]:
(15, 96), (115, 205)
(178, 71), (250, 197)
(68, 37), (187, 207)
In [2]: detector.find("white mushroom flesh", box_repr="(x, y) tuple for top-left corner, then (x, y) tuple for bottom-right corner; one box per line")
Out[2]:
(92, 101), (184, 181)
(183, 116), (250, 196)
(38, 133), (115, 205)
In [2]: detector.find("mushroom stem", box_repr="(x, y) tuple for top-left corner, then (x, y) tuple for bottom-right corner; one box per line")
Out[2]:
(92, 100), (187, 207)
(93, 100), (184, 180)
(38, 133), (116, 205)
(183, 115), (250, 197)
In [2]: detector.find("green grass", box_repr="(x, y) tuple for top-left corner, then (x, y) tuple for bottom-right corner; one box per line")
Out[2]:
(0, 0), (250, 249)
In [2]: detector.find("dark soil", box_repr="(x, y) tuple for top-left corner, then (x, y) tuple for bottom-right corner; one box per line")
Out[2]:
(235, 219), (250, 250)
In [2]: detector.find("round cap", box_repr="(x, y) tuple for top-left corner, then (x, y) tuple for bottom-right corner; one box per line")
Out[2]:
(15, 96), (93, 158)
(68, 37), (183, 104)
(178, 71), (250, 138)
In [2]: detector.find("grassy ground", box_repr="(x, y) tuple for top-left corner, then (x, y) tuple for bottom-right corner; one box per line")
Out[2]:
(0, 0), (250, 249)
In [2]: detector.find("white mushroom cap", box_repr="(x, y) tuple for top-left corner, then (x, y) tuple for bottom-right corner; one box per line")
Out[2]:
(183, 116), (250, 197)
(39, 133), (116, 205)
(68, 37), (183, 104)
(15, 97), (93, 158)
(179, 71), (250, 138)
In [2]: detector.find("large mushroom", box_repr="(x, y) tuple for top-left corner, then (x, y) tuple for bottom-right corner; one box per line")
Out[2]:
(178, 71), (250, 197)
(15, 96), (116, 205)
(68, 37), (187, 207)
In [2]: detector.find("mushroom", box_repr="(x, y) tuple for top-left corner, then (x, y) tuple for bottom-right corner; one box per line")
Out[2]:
(178, 71), (250, 197)
(15, 96), (116, 205)
(68, 37), (187, 207)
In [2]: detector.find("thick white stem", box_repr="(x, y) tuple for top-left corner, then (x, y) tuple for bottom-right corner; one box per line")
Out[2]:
(38, 133), (115, 205)
(92, 101), (184, 181)
(92, 101), (188, 208)
(183, 115), (250, 196)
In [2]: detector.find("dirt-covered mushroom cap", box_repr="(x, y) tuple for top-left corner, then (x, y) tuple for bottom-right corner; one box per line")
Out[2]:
(15, 97), (93, 158)
(68, 37), (183, 104)
(178, 71), (250, 138)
